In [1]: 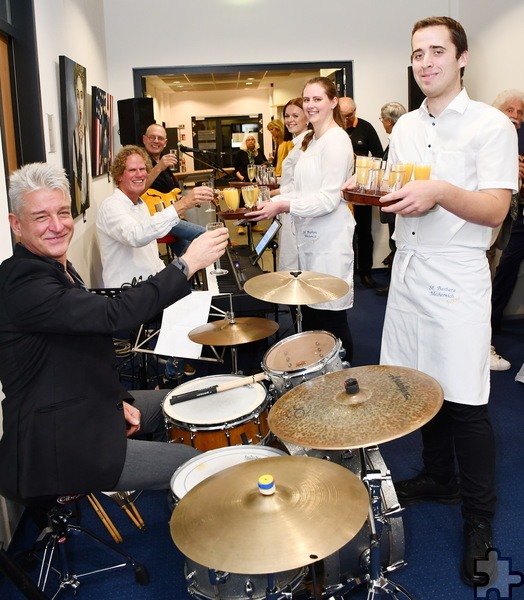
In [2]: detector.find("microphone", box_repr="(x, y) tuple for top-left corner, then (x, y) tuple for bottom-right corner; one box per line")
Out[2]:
(178, 144), (207, 154)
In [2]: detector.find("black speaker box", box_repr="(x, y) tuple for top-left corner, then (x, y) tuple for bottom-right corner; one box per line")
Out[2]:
(408, 67), (426, 111)
(117, 98), (154, 146)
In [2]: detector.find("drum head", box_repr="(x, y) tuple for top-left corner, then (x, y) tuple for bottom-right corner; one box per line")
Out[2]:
(170, 445), (286, 501)
(163, 374), (267, 425)
(263, 330), (338, 373)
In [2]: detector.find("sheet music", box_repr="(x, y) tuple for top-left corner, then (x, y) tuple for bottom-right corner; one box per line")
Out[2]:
(154, 291), (213, 359)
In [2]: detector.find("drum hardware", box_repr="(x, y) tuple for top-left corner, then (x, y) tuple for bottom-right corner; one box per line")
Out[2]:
(357, 451), (414, 600)
(189, 294), (279, 373)
(244, 271), (349, 332)
(268, 365), (444, 450)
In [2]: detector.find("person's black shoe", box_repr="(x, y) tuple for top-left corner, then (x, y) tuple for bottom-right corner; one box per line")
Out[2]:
(461, 517), (497, 587)
(375, 285), (389, 296)
(360, 275), (377, 288)
(394, 471), (461, 506)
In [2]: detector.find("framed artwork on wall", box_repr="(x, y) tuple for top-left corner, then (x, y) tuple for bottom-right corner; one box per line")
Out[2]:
(91, 86), (113, 177)
(59, 55), (90, 219)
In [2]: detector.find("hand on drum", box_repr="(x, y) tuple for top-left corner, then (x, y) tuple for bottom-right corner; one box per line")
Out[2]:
(245, 199), (290, 222)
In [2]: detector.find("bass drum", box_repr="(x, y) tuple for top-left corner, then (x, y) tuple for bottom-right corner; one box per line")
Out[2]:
(262, 330), (348, 398)
(171, 446), (306, 600)
(281, 443), (405, 594)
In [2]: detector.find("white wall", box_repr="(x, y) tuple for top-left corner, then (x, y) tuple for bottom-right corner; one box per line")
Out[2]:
(33, 0), (115, 287)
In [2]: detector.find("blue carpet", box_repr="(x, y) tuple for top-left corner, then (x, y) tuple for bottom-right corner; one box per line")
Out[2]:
(1, 275), (523, 599)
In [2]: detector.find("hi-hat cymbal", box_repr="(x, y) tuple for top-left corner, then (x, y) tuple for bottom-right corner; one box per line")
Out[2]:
(268, 365), (443, 450)
(244, 271), (349, 305)
(188, 317), (279, 346)
(170, 455), (369, 574)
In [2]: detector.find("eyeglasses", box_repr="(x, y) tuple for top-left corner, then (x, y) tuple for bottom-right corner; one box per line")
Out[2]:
(146, 135), (166, 142)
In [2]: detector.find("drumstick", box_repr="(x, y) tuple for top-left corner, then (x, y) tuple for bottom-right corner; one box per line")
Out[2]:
(169, 372), (267, 405)
(87, 493), (123, 543)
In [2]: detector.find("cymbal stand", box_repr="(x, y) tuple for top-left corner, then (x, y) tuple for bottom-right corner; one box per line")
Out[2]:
(360, 450), (413, 600)
(295, 305), (303, 333)
(208, 294), (241, 374)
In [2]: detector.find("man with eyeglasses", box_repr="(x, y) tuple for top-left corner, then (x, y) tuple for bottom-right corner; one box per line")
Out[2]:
(142, 123), (209, 258)
(339, 97), (383, 289)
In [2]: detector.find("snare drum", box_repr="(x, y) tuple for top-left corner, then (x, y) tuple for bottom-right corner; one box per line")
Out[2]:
(172, 446), (305, 599)
(163, 374), (270, 452)
(262, 330), (346, 396)
(170, 445), (286, 504)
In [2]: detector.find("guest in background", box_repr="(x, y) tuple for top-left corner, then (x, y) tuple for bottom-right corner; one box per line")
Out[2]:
(489, 89), (524, 370)
(234, 132), (266, 234)
(339, 96), (383, 288)
(375, 101), (407, 297)
(267, 119), (293, 177)
(234, 133), (267, 182)
(248, 77), (355, 362)
(272, 97), (311, 271)
(142, 123), (208, 256)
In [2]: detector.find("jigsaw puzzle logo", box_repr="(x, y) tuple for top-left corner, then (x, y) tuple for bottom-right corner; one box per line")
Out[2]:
(474, 549), (523, 599)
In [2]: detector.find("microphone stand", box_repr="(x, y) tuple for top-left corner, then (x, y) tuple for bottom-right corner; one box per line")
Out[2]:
(179, 148), (231, 182)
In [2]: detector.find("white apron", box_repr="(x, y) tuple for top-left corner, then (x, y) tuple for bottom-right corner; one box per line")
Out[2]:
(380, 245), (491, 405)
(294, 203), (355, 310)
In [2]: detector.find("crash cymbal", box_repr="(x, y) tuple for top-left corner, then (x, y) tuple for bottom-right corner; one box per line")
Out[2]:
(170, 455), (369, 574)
(188, 317), (279, 346)
(244, 271), (349, 305)
(268, 365), (443, 450)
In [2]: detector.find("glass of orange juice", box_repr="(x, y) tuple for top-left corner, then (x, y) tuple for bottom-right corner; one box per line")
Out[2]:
(388, 164), (407, 192)
(414, 164), (431, 180)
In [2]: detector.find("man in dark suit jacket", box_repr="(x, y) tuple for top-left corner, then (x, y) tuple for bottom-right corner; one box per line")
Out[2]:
(339, 97), (384, 288)
(0, 162), (228, 502)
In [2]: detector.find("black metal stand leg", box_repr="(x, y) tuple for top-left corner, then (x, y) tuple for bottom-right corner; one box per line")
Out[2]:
(360, 450), (414, 600)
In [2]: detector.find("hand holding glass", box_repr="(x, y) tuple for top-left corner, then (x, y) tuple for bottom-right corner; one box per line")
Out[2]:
(205, 222), (228, 275)
(202, 179), (216, 213)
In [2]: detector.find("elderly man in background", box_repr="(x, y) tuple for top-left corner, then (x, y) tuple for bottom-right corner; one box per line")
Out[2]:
(142, 123), (208, 257)
(339, 96), (383, 288)
(489, 89), (524, 370)
(375, 101), (407, 296)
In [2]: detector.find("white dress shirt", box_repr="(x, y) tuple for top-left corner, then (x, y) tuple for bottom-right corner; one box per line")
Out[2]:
(96, 188), (181, 287)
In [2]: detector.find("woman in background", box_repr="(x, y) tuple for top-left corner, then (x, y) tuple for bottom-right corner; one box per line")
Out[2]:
(248, 77), (355, 362)
(267, 119), (293, 177)
(272, 97), (310, 271)
(234, 133), (267, 182)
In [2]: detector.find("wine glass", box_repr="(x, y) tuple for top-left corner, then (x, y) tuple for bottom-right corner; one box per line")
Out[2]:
(414, 164), (431, 180)
(202, 178), (216, 213)
(205, 221), (228, 275)
(247, 164), (256, 182)
(241, 185), (258, 209)
(222, 187), (240, 211)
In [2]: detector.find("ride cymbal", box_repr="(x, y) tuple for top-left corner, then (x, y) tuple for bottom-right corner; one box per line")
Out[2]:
(170, 455), (369, 574)
(188, 317), (279, 346)
(268, 365), (443, 450)
(244, 271), (349, 305)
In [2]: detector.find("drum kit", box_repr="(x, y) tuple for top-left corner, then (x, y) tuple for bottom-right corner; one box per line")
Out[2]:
(162, 271), (444, 600)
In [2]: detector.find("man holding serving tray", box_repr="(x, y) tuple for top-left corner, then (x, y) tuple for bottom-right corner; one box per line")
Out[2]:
(344, 16), (518, 587)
